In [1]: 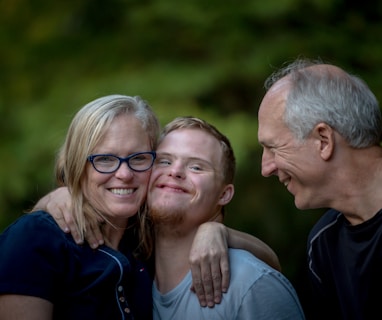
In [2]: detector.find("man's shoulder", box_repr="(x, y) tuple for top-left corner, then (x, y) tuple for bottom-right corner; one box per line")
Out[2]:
(228, 248), (277, 275)
(308, 208), (342, 242)
(228, 247), (262, 260)
(225, 248), (301, 312)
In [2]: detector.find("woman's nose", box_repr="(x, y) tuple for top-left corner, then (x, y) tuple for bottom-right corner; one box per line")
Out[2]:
(114, 162), (134, 179)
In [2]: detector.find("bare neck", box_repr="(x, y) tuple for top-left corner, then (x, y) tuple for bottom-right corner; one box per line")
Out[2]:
(329, 146), (382, 225)
(102, 223), (128, 250)
(154, 227), (196, 294)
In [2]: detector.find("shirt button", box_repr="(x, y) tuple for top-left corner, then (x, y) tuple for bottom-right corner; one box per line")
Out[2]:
(124, 307), (131, 313)
(119, 297), (125, 302)
(118, 286), (123, 292)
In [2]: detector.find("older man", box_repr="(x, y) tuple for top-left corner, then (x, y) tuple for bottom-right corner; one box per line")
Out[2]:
(257, 58), (382, 319)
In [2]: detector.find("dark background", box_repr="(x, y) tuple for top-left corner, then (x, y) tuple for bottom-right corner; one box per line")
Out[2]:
(1, 0), (382, 301)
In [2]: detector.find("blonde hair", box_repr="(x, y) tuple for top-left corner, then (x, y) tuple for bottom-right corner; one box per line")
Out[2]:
(55, 95), (159, 257)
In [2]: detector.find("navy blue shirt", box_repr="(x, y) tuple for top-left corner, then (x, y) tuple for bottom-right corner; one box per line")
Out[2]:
(0, 211), (153, 320)
(305, 208), (382, 320)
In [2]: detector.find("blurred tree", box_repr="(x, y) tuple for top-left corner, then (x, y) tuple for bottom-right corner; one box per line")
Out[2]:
(1, 0), (381, 297)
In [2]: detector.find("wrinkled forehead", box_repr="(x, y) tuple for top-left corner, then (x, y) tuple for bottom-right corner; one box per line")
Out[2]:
(257, 78), (291, 143)
(259, 78), (290, 118)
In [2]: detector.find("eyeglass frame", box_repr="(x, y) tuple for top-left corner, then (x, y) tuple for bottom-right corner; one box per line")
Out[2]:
(87, 151), (156, 174)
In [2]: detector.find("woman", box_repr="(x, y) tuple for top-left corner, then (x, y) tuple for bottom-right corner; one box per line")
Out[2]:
(0, 95), (159, 319)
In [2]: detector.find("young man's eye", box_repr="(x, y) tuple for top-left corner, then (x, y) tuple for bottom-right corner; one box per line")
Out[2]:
(156, 158), (171, 166)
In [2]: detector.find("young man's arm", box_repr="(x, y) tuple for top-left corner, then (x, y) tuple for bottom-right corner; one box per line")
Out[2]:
(0, 295), (53, 320)
(33, 187), (104, 248)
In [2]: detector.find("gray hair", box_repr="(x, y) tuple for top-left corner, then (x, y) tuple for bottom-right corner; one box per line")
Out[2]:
(265, 59), (382, 147)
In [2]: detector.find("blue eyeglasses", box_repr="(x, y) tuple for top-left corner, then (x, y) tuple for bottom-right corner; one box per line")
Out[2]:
(87, 151), (156, 173)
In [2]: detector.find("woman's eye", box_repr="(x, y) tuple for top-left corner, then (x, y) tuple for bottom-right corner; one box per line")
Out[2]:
(96, 156), (115, 163)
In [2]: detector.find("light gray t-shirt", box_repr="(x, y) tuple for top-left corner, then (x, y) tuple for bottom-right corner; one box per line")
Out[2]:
(153, 248), (305, 319)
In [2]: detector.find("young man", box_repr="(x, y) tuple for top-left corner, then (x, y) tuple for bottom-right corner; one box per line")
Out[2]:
(149, 116), (305, 319)
(257, 58), (382, 319)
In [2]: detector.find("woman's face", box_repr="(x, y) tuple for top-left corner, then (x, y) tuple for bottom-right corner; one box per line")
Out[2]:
(82, 114), (152, 226)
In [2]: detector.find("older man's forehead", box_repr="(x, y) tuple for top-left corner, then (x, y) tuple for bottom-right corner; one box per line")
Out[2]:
(289, 63), (348, 83)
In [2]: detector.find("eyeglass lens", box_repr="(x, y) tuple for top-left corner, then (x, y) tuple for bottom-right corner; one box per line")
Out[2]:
(91, 153), (154, 173)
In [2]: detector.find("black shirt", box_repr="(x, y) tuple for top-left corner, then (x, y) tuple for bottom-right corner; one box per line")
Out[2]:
(305, 208), (382, 320)
(0, 211), (153, 319)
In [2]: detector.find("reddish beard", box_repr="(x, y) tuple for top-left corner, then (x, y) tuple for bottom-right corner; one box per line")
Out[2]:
(148, 203), (185, 229)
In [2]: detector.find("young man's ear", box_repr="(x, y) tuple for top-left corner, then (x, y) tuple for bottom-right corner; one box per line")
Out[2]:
(218, 184), (234, 206)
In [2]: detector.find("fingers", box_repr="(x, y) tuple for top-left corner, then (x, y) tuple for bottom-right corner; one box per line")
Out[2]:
(50, 212), (70, 234)
(203, 250), (229, 306)
(49, 188), (83, 244)
(62, 207), (83, 244)
(190, 252), (226, 308)
(189, 221), (231, 308)
(35, 187), (106, 248)
(85, 217), (105, 249)
(49, 209), (80, 244)
(219, 252), (230, 294)
(204, 262), (220, 307)
(190, 263), (207, 307)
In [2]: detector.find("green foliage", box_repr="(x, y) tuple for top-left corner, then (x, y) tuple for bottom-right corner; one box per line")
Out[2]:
(1, 0), (382, 290)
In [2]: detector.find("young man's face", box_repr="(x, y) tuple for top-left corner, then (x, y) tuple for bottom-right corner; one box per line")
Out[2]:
(147, 128), (233, 232)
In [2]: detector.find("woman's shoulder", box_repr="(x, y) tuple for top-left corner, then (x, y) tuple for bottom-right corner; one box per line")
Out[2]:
(0, 210), (70, 249)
